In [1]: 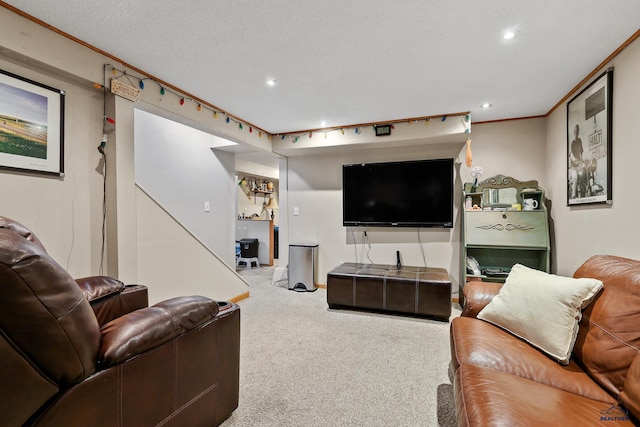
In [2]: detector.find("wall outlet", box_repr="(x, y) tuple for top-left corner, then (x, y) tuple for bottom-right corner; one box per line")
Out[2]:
(293, 207), (299, 216)
(204, 201), (210, 212)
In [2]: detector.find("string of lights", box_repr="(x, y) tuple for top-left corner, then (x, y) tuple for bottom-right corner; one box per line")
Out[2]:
(277, 113), (471, 143)
(94, 64), (471, 145)
(94, 64), (271, 139)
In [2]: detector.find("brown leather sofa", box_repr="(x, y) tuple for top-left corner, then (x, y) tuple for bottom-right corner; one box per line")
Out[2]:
(450, 255), (640, 426)
(0, 217), (240, 426)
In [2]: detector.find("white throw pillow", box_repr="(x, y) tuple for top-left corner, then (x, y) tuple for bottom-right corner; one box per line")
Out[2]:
(477, 264), (603, 365)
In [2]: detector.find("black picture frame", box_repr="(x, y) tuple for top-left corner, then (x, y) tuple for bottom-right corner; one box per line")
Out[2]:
(567, 68), (613, 206)
(0, 69), (65, 176)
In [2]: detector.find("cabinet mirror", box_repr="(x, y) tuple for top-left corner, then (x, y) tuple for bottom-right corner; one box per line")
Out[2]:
(482, 187), (518, 207)
(474, 174), (539, 208)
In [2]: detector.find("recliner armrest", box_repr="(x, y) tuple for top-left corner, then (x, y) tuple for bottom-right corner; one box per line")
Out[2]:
(75, 276), (125, 302)
(461, 281), (503, 318)
(76, 276), (149, 325)
(99, 296), (219, 367)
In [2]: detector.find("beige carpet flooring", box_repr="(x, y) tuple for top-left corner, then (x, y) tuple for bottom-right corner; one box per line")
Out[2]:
(221, 266), (460, 427)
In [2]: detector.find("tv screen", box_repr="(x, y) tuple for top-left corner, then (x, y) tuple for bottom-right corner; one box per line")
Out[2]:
(342, 158), (454, 228)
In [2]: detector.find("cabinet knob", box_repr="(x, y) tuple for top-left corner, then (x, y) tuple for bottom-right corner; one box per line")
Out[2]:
(502, 214), (507, 219)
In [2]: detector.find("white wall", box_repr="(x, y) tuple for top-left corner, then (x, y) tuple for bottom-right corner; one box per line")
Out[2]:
(137, 187), (248, 304)
(286, 117), (548, 293)
(459, 118), (547, 187)
(236, 159), (279, 180)
(134, 109), (237, 266)
(0, 8), (255, 299)
(545, 36), (640, 276)
(3, 4), (638, 295)
(0, 56), (104, 277)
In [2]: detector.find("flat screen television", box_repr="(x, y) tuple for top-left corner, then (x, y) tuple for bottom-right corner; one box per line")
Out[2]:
(342, 158), (454, 228)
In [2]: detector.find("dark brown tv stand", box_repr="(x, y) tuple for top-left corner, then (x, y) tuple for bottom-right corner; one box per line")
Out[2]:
(326, 263), (451, 321)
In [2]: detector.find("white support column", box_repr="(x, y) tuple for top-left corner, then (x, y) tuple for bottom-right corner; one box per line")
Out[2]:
(104, 93), (138, 282)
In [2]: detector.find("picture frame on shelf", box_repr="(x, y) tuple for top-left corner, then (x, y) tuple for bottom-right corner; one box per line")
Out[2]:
(0, 69), (65, 176)
(567, 68), (613, 206)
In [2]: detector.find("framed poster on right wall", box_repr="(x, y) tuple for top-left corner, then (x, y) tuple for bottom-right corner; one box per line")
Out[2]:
(567, 68), (613, 206)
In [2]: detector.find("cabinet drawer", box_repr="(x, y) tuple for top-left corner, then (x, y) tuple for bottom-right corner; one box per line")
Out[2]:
(465, 211), (548, 248)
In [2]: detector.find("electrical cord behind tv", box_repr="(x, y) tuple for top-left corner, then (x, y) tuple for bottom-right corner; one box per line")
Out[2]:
(417, 229), (428, 268)
(98, 64), (107, 275)
(98, 149), (107, 275)
(350, 227), (358, 263)
(363, 230), (373, 264)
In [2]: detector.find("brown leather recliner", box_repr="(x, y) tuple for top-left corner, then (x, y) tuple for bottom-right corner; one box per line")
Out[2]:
(0, 216), (240, 426)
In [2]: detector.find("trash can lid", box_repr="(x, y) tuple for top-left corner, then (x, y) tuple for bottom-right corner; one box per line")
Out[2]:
(290, 242), (318, 247)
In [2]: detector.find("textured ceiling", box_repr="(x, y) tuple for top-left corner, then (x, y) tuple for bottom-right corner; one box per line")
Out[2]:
(3, 1), (640, 134)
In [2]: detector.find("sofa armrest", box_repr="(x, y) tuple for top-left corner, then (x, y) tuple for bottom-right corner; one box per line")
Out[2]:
(76, 276), (149, 326)
(620, 353), (640, 421)
(461, 281), (503, 318)
(75, 276), (125, 302)
(99, 296), (219, 367)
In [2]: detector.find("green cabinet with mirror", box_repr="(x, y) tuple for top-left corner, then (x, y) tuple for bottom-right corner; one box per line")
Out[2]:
(461, 175), (550, 300)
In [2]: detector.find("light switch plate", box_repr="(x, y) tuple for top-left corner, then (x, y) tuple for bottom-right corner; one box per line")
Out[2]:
(293, 207), (299, 216)
(204, 201), (210, 212)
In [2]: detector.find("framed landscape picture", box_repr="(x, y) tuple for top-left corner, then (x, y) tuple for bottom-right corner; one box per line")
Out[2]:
(0, 69), (65, 176)
(567, 68), (613, 206)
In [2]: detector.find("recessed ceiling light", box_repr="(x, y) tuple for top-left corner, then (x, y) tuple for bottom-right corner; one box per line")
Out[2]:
(481, 103), (492, 109)
(503, 30), (516, 40)
(320, 121), (327, 127)
(266, 79), (276, 87)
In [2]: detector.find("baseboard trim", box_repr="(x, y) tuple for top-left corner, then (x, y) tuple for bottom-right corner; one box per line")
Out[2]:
(228, 291), (250, 303)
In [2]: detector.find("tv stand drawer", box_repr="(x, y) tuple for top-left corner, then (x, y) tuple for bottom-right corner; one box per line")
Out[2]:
(465, 211), (548, 248)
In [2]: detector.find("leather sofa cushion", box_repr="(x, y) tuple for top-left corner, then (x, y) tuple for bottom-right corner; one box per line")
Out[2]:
(450, 316), (616, 404)
(573, 255), (640, 396)
(454, 364), (634, 427)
